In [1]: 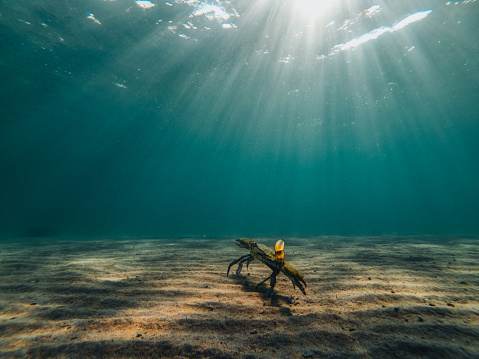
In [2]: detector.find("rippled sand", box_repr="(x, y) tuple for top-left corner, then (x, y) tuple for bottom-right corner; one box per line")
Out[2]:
(0, 236), (478, 358)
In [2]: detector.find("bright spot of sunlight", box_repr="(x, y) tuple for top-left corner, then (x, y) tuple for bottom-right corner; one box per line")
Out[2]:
(364, 4), (381, 17)
(87, 13), (101, 25)
(330, 10), (433, 55)
(336, 26), (392, 51)
(294, 0), (334, 20)
(393, 10), (432, 31)
(192, 3), (231, 21)
(136, 1), (155, 9)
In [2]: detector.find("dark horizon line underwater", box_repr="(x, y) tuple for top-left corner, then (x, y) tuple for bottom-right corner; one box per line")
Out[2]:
(4, 231), (479, 241)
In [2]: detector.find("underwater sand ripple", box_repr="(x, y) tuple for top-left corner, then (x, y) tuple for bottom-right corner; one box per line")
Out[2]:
(0, 236), (478, 358)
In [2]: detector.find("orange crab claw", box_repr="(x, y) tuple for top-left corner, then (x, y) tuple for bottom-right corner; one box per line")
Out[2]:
(275, 239), (285, 263)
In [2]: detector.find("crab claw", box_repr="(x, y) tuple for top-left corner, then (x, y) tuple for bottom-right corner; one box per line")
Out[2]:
(282, 262), (307, 295)
(236, 238), (251, 249)
(275, 239), (285, 263)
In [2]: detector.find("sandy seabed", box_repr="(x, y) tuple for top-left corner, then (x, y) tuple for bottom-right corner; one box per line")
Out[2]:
(0, 236), (478, 359)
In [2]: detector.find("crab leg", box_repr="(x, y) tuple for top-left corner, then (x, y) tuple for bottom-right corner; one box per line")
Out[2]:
(227, 254), (254, 277)
(255, 274), (272, 288)
(268, 269), (279, 296)
(236, 255), (254, 276)
(255, 268), (281, 296)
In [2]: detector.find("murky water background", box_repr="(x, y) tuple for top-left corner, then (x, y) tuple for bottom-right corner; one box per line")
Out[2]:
(1, 0), (478, 238)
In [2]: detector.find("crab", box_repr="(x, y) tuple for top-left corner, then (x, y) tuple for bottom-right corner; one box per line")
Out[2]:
(227, 238), (307, 296)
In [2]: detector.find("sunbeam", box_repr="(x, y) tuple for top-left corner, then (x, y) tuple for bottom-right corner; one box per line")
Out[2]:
(294, 0), (335, 21)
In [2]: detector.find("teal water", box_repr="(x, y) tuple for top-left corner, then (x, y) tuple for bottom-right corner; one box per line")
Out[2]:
(0, 0), (478, 238)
